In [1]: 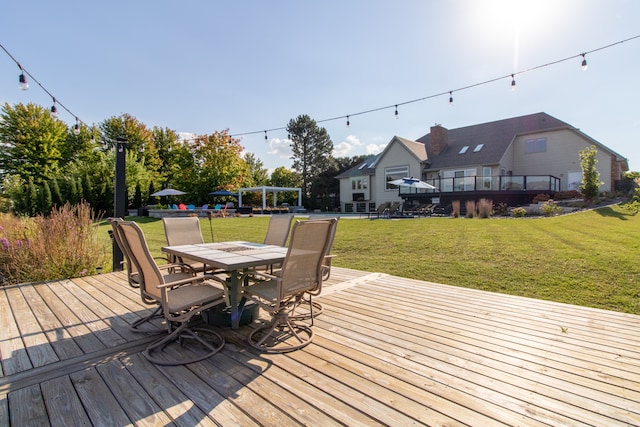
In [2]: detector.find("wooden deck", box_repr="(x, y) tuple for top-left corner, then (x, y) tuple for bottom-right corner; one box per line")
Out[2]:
(1, 267), (640, 426)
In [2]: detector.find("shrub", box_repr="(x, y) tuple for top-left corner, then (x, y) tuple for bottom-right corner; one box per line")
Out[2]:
(477, 199), (493, 218)
(0, 202), (108, 285)
(555, 190), (582, 200)
(451, 200), (460, 218)
(511, 207), (527, 217)
(465, 200), (476, 218)
(494, 202), (509, 216)
(541, 199), (563, 216)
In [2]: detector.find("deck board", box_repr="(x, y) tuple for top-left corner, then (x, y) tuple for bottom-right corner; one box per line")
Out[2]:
(1, 267), (640, 426)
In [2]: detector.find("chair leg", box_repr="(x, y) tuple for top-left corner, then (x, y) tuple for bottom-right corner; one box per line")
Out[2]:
(144, 322), (225, 366)
(248, 311), (314, 353)
(289, 295), (324, 322)
(130, 305), (165, 334)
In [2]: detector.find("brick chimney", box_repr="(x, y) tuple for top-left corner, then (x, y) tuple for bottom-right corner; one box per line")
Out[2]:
(430, 125), (448, 155)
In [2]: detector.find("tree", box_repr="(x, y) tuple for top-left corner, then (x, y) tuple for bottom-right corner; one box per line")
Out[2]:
(579, 145), (603, 202)
(270, 167), (303, 205)
(0, 103), (68, 184)
(286, 114), (333, 206)
(244, 152), (269, 186)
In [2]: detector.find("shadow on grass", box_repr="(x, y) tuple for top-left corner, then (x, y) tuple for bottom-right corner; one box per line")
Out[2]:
(593, 205), (636, 220)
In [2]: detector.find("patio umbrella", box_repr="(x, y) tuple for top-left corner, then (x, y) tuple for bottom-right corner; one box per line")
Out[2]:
(388, 177), (436, 189)
(208, 190), (239, 197)
(151, 188), (187, 197)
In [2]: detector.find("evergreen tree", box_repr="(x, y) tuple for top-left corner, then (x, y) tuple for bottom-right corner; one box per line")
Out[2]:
(40, 181), (53, 215)
(50, 177), (64, 207)
(579, 145), (603, 202)
(286, 115), (333, 206)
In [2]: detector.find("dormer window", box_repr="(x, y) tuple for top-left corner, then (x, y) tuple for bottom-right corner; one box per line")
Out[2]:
(459, 146), (469, 154)
(473, 144), (484, 152)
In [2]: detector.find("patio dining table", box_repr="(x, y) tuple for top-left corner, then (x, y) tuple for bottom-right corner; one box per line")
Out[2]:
(161, 241), (288, 329)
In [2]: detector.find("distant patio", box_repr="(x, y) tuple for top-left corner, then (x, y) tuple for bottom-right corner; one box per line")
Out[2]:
(1, 267), (639, 425)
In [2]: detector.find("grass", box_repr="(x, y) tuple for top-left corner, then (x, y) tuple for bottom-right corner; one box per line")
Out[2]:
(99, 205), (640, 315)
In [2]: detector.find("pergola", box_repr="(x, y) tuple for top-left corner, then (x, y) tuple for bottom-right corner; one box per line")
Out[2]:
(238, 186), (302, 210)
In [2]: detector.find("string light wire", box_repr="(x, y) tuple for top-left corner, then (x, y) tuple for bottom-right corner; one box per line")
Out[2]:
(229, 35), (640, 138)
(2, 35), (640, 141)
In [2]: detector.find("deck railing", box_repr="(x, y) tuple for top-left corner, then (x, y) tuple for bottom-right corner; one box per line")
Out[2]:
(398, 175), (560, 195)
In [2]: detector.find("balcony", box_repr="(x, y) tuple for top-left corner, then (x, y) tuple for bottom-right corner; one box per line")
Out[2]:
(398, 175), (561, 196)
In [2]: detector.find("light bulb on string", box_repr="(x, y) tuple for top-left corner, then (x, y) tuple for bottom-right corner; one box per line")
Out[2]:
(50, 98), (58, 118)
(449, 91), (453, 106)
(581, 53), (588, 71)
(18, 64), (28, 90)
(264, 130), (268, 142)
(395, 105), (399, 119)
(346, 115), (350, 127)
(511, 74), (516, 91)
(73, 117), (80, 135)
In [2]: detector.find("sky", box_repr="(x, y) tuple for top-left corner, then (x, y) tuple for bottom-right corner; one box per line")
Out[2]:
(1, 1), (639, 173)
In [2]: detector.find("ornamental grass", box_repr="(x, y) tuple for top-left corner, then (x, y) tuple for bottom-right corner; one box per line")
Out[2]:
(0, 202), (108, 285)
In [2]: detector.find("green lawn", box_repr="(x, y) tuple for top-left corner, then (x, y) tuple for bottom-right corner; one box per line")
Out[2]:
(101, 205), (640, 315)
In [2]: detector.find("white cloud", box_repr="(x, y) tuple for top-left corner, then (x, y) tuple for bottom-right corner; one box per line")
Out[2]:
(366, 143), (386, 155)
(268, 137), (292, 159)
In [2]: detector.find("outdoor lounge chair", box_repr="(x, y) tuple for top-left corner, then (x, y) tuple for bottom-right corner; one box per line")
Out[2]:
(386, 202), (401, 217)
(243, 219), (335, 353)
(368, 202), (390, 219)
(118, 220), (226, 365)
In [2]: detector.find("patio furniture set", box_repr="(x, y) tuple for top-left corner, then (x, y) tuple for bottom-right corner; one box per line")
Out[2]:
(108, 214), (338, 365)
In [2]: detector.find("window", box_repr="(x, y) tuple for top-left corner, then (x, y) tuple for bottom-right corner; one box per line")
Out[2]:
(473, 144), (484, 152)
(525, 137), (547, 154)
(351, 178), (368, 190)
(385, 166), (409, 190)
(459, 146), (469, 154)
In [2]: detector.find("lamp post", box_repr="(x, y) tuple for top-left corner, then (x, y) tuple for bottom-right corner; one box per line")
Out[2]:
(112, 137), (128, 271)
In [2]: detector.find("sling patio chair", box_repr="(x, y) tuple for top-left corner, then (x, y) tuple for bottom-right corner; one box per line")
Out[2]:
(368, 202), (390, 219)
(263, 213), (295, 246)
(107, 217), (140, 289)
(284, 215), (339, 321)
(243, 219), (335, 353)
(118, 220), (226, 365)
(109, 218), (198, 332)
(163, 217), (216, 274)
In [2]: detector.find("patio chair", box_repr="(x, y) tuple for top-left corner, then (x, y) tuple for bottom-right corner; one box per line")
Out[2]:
(243, 219), (335, 353)
(368, 202), (390, 219)
(387, 202), (401, 217)
(118, 220), (226, 365)
(109, 218), (196, 332)
(107, 217), (140, 289)
(285, 215), (338, 320)
(163, 217), (216, 274)
(263, 213), (295, 246)
(306, 215), (339, 281)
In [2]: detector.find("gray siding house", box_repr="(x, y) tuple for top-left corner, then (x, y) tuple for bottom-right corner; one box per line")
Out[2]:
(337, 112), (629, 213)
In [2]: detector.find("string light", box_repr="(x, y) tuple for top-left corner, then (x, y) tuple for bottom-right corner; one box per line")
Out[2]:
(18, 64), (28, 90)
(2, 36), (638, 143)
(264, 130), (268, 141)
(1, 42), (88, 128)
(50, 97), (58, 118)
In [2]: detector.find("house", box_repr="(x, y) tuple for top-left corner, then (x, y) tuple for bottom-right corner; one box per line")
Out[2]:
(337, 112), (629, 213)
